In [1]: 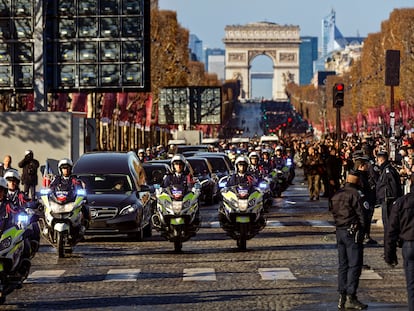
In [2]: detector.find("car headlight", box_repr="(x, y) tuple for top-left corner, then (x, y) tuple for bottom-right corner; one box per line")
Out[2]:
(0, 236), (12, 251)
(119, 204), (137, 216)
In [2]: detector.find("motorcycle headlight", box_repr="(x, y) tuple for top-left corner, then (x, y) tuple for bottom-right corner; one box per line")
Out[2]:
(0, 236), (12, 251)
(119, 204), (137, 216)
(172, 201), (183, 214)
(238, 199), (248, 212)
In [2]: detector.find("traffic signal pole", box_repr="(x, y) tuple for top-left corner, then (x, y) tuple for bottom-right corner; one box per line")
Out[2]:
(333, 83), (344, 150)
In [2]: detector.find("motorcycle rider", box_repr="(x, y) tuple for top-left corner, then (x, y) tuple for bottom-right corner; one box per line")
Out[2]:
(50, 158), (90, 230)
(162, 154), (196, 189)
(227, 156), (257, 188)
(247, 152), (262, 180)
(0, 176), (33, 274)
(274, 145), (287, 170)
(259, 149), (275, 175)
(4, 169), (40, 255)
(137, 149), (147, 163)
(161, 154), (200, 225)
(0, 176), (19, 230)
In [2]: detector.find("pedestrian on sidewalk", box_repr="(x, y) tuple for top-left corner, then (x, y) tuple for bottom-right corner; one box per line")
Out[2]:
(329, 170), (368, 310)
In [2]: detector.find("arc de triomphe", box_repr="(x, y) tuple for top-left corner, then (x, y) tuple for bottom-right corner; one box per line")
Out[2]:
(224, 22), (301, 100)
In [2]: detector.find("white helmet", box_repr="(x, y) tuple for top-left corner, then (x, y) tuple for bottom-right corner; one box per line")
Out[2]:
(4, 169), (20, 181)
(171, 154), (187, 171)
(0, 177), (7, 190)
(235, 155), (249, 167)
(58, 158), (73, 169)
(138, 148), (145, 154)
(249, 151), (259, 159)
(275, 145), (283, 152)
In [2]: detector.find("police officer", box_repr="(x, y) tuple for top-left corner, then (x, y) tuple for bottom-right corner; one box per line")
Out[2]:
(247, 152), (262, 180)
(384, 174), (414, 311)
(50, 158), (90, 229)
(375, 150), (402, 231)
(226, 156), (257, 188)
(354, 155), (377, 244)
(330, 170), (368, 310)
(162, 154), (195, 189)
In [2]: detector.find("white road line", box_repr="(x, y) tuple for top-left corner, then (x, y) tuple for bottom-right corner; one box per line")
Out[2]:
(209, 221), (221, 228)
(258, 268), (297, 280)
(307, 220), (335, 228)
(360, 269), (383, 280)
(266, 220), (284, 227)
(183, 268), (216, 281)
(24, 269), (65, 283)
(104, 268), (141, 282)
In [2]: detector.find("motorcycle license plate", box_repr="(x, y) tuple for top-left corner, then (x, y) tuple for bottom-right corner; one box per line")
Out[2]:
(236, 216), (250, 223)
(171, 217), (185, 225)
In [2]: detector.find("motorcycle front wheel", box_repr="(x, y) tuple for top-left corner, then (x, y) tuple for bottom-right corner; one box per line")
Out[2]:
(238, 223), (247, 251)
(57, 232), (66, 258)
(174, 240), (182, 252)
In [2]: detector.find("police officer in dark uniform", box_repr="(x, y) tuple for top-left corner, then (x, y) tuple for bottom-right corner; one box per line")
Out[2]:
(375, 150), (402, 231)
(353, 155), (377, 244)
(161, 154), (195, 189)
(226, 156), (257, 188)
(330, 170), (368, 310)
(384, 174), (414, 311)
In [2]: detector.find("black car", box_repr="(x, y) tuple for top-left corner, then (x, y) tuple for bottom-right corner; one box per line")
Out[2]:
(194, 152), (234, 179)
(186, 156), (219, 205)
(142, 162), (171, 186)
(73, 151), (152, 240)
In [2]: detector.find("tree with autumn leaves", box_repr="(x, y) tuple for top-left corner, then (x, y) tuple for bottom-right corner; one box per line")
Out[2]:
(287, 8), (414, 134)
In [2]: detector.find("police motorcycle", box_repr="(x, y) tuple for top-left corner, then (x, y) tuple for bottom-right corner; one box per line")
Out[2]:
(0, 182), (36, 304)
(152, 183), (201, 252)
(247, 152), (273, 211)
(151, 155), (201, 252)
(218, 156), (266, 250)
(271, 146), (292, 197)
(39, 186), (87, 258)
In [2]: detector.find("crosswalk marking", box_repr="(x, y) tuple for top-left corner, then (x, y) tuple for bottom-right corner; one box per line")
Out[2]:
(258, 268), (297, 280)
(360, 269), (382, 280)
(24, 267), (386, 283)
(104, 268), (141, 282)
(307, 220), (335, 228)
(183, 268), (216, 281)
(24, 269), (65, 283)
(208, 220), (334, 228)
(266, 220), (285, 227)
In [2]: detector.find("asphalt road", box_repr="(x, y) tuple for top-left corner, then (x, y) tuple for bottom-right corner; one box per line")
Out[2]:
(2, 172), (409, 311)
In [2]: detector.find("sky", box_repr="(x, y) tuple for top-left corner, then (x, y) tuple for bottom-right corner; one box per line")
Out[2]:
(158, 0), (414, 49)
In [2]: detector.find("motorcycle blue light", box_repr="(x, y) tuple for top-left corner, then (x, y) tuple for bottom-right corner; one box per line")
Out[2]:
(219, 181), (227, 188)
(40, 188), (51, 195)
(77, 188), (87, 196)
(259, 182), (267, 190)
(17, 214), (29, 224)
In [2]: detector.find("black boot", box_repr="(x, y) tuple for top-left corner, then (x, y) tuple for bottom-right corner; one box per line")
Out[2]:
(345, 295), (367, 310)
(337, 293), (346, 309)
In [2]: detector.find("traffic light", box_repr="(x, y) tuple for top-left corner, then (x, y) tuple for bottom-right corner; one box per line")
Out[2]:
(333, 83), (344, 108)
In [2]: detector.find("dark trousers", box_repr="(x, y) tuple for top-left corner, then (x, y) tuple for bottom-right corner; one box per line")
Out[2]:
(24, 183), (36, 200)
(336, 228), (364, 296)
(403, 241), (414, 311)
